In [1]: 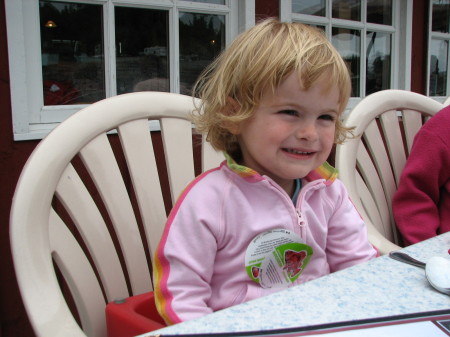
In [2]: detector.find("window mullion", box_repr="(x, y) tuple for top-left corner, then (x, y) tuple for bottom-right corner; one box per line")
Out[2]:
(360, 0), (367, 97)
(331, 19), (365, 30)
(325, 0), (331, 38)
(292, 14), (329, 26)
(175, 1), (228, 12)
(446, 39), (450, 98)
(393, 0), (407, 90)
(361, 33), (368, 97)
(225, 4), (233, 45)
(237, 0), (254, 32)
(426, 0), (433, 96)
(27, 0), (45, 124)
(104, 1), (117, 97)
(391, 0), (399, 90)
(170, 6), (179, 93)
(280, 0), (292, 23)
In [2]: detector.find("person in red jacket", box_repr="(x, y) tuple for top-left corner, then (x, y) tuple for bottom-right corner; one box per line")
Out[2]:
(392, 105), (450, 246)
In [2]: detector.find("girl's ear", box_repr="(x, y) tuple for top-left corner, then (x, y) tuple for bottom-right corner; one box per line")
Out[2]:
(225, 97), (241, 114)
(222, 97), (241, 135)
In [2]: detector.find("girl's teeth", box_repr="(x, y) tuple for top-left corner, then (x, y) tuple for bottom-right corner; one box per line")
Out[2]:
(286, 149), (310, 154)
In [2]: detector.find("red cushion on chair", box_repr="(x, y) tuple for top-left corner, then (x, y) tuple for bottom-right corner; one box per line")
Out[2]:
(106, 292), (166, 337)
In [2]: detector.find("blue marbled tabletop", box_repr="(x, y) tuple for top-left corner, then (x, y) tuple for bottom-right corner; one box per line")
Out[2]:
(143, 233), (450, 336)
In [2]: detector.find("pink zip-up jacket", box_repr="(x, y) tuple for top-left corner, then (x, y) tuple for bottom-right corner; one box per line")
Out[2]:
(153, 157), (377, 325)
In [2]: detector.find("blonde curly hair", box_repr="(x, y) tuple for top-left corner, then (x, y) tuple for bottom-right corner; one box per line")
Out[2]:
(192, 18), (352, 157)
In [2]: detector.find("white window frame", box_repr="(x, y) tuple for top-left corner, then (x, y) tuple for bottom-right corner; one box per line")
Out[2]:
(279, 0), (412, 115)
(6, 0), (255, 140)
(426, 1), (450, 103)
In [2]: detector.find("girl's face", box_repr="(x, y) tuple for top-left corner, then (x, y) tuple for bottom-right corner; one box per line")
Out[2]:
(235, 71), (340, 195)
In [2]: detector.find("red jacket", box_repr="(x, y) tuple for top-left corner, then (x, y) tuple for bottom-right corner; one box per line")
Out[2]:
(393, 105), (450, 245)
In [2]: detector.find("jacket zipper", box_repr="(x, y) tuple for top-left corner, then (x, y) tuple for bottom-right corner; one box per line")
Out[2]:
(265, 177), (323, 239)
(296, 208), (306, 237)
(295, 180), (323, 238)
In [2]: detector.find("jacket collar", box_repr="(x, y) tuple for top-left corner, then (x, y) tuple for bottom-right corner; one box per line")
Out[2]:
(223, 153), (338, 185)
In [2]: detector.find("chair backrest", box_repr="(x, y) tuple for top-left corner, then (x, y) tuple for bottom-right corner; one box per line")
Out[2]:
(9, 92), (224, 337)
(444, 95), (450, 106)
(335, 90), (444, 255)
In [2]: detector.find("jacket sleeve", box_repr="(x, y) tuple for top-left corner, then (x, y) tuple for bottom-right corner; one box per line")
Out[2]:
(325, 179), (378, 272)
(392, 126), (450, 245)
(153, 176), (220, 325)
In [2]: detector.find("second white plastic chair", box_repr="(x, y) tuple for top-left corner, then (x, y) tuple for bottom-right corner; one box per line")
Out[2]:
(335, 90), (444, 255)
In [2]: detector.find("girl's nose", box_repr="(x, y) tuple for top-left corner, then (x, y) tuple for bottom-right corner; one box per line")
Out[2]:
(296, 122), (318, 141)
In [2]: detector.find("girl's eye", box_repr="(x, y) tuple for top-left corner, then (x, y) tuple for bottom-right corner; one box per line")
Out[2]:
(280, 109), (298, 116)
(319, 114), (336, 121)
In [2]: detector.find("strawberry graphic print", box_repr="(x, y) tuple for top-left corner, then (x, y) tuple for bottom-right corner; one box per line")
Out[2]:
(245, 229), (313, 288)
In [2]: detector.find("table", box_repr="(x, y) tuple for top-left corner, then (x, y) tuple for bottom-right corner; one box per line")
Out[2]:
(142, 232), (450, 336)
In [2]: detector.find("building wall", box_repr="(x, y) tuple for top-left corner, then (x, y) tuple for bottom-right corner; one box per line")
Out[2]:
(0, 1), (428, 336)
(0, 1), (38, 335)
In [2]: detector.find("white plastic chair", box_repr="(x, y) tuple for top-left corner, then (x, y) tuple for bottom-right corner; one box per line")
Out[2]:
(335, 90), (444, 255)
(9, 92), (224, 337)
(444, 95), (450, 106)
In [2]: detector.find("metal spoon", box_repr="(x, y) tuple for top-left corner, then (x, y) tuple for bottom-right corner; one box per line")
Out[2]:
(389, 251), (450, 296)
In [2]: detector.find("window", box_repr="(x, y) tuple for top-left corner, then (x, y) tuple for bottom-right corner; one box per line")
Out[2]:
(6, 0), (254, 140)
(428, 0), (450, 100)
(280, 0), (412, 113)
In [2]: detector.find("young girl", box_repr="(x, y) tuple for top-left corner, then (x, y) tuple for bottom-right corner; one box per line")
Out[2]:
(153, 19), (377, 325)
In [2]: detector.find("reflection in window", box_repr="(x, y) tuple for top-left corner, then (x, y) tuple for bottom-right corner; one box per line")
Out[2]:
(432, 0), (450, 33)
(429, 39), (448, 96)
(332, 0), (360, 21)
(366, 31), (391, 95)
(292, 0), (325, 16)
(179, 13), (225, 94)
(332, 28), (360, 97)
(115, 8), (169, 95)
(40, 1), (105, 105)
(367, 0), (392, 25)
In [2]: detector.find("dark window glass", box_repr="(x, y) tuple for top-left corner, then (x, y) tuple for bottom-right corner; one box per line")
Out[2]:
(292, 0), (325, 16)
(432, 0), (450, 33)
(40, 1), (105, 105)
(429, 39), (448, 96)
(366, 31), (391, 95)
(367, 0), (392, 25)
(179, 13), (225, 94)
(332, 27), (360, 96)
(115, 7), (169, 94)
(332, 0), (361, 21)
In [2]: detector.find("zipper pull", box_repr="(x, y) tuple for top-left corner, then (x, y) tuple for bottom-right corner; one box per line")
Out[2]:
(296, 209), (306, 227)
